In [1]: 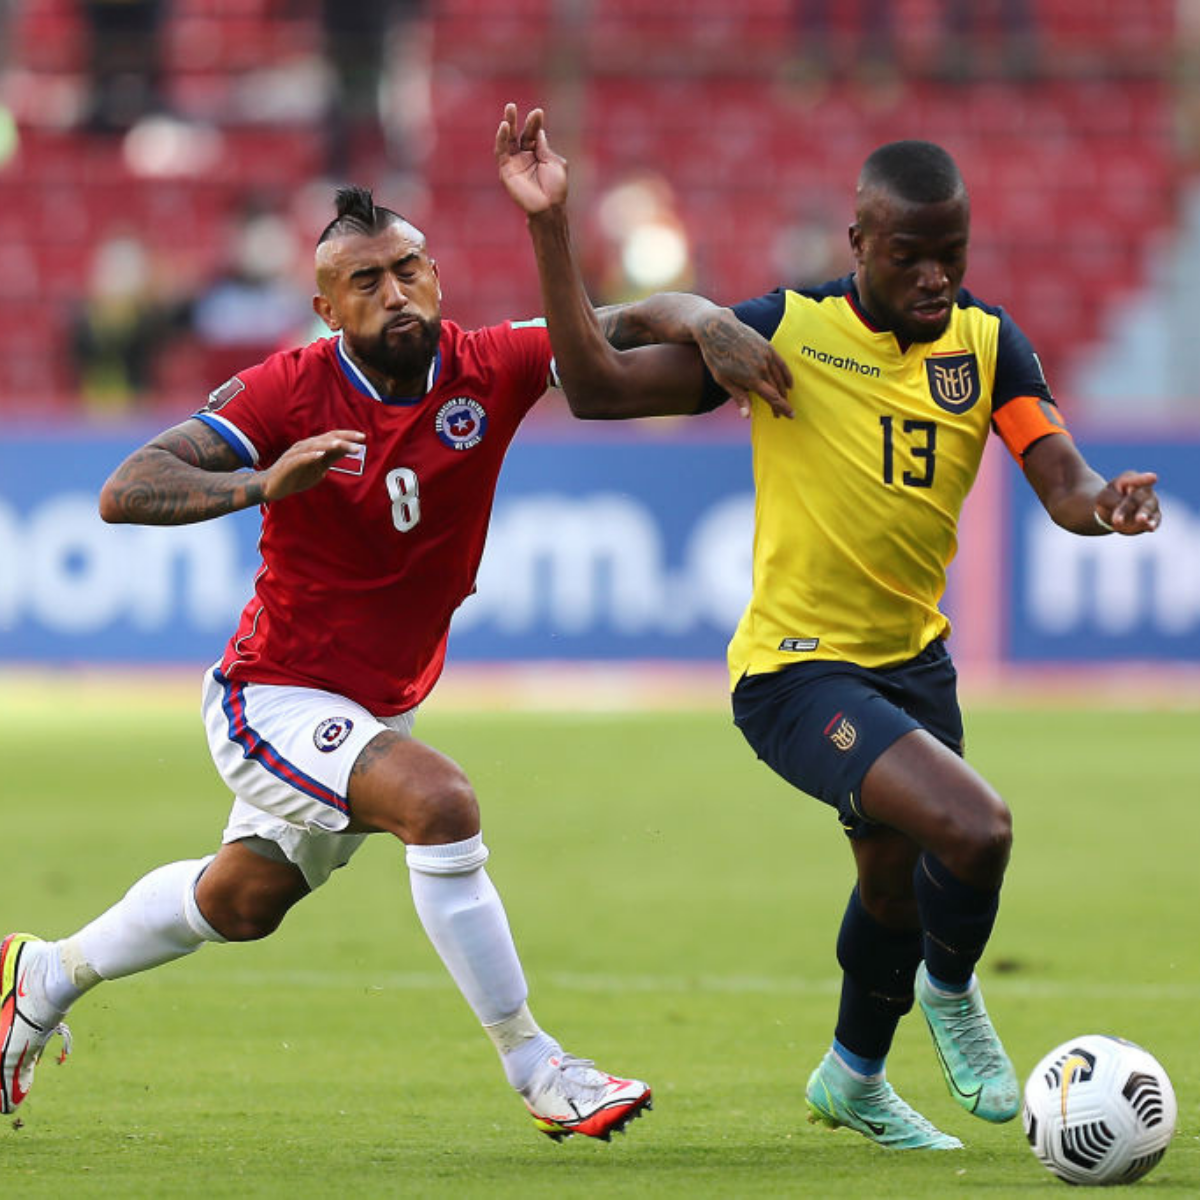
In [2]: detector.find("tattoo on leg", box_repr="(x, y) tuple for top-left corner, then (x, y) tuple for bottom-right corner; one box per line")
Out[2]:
(350, 730), (405, 783)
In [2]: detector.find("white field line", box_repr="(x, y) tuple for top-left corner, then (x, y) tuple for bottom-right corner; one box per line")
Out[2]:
(145, 970), (1200, 1001)
(3, 664), (1199, 714)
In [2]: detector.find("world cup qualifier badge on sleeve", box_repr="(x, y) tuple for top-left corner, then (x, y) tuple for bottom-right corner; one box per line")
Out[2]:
(435, 398), (488, 450)
(204, 376), (246, 412)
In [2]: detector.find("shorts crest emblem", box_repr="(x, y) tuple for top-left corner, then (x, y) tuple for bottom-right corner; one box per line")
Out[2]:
(825, 712), (858, 752)
(925, 352), (980, 414)
(314, 716), (354, 752)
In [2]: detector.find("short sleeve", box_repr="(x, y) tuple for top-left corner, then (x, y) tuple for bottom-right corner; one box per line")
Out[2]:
(989, 311), (1072, 461)
(696, 289), (789, 413)
(992, 311), (1053, 411)
(730, 289), (788, 340)
(194, 355), (295, 468)
(497, 318), (557, 400)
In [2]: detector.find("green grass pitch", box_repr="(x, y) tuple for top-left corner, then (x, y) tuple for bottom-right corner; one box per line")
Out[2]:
(2, 683), (1197, 1197)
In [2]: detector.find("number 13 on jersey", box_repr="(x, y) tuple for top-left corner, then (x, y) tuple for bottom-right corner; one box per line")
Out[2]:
(880, 416), (937, 488)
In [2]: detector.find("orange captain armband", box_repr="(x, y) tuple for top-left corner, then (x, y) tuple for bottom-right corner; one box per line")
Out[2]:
(992, 395), (1074, 463)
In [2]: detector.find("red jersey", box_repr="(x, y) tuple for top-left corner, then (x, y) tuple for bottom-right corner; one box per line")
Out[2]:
(196, 320), (554, 714)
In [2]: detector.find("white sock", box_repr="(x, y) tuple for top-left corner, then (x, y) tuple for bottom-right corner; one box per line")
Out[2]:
(49, 858), (226, 1005)
(407, 835), (552, 1087)
(483, 1003), (561, 1092)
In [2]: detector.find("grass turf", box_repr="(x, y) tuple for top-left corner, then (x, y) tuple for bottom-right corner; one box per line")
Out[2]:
(1, 686), (1197, 1197)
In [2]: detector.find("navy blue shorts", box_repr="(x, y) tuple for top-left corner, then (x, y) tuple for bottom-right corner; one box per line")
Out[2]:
(731, 639), (964, 838)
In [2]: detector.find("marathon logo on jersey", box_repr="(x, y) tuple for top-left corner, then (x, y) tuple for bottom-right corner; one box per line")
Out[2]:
(926, 352), (981, 414)
(329, 443), (367, 476)
(313, 716), (355, 752)
(204, 376), (246, 412)
(824, 711), (858, 752)
(435, 397), (488, 451)
(800, 344), (882, 379)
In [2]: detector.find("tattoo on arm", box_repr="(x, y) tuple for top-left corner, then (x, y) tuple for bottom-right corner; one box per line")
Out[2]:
(152, 421), (245, 470)
(103, 419), (266, 525)
(697, 312), (751, 371)
(597, 295), (722, 351)
(597, 305), (650, 350)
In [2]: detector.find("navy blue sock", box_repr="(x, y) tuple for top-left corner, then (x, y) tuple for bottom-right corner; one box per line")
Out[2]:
(913, 852), (1000, 986)
(834, 887), (923, 1062)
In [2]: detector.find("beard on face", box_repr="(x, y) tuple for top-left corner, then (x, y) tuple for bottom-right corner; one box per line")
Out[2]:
(861, 281), (953, 345)
(893, 310), (952, 344)
(348, 316), (442, 383)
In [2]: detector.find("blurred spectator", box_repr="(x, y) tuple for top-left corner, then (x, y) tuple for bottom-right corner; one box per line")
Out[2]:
(790, 0), (1039, 82)
(0, 103), (17, 173)
(188, 202), (312, 385)
(81, 0), (167, 132)
(940, 0), (1040, 81)
(0, 0), (17, 167)
(771, 202), (846, 289)
(70, 231), (188, 413)
(584, 171), (694, 305)
(790, 0), (897, 83)
(320, 0), (426, 180)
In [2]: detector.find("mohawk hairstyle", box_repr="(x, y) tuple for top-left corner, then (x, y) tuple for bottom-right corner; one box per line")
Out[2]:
(859, 140), (965, 206)
(316, 184), (407, 246)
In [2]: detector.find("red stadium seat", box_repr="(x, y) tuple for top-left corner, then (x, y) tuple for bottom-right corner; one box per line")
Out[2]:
(0, 0), (1184, 414)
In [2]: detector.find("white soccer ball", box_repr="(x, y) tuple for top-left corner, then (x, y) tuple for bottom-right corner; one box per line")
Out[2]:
(1022, 1034), (1176, 1186)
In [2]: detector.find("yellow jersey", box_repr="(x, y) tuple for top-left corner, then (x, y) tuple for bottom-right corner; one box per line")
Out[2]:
(709, 276), (1067, 685)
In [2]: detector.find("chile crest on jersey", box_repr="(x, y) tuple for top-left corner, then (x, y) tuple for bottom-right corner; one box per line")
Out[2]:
(435, 397), (488, 450)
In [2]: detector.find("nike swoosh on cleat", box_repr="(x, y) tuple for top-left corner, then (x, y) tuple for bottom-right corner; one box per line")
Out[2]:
(929, 1031), (983, 1109)
(10, 1044), (29, 1107)
(17, 971), (28, 999)
(863, 1117), (887, 1136)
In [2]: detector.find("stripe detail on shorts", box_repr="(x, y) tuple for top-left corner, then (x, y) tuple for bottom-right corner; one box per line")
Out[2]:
(215, 670), (350, 814)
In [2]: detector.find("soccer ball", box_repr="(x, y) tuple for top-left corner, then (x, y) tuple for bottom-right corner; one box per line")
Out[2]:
(1022, 1034), (1176, 1186)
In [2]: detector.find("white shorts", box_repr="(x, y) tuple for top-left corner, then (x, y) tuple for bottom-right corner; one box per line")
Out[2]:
(202, 665), (416, 888)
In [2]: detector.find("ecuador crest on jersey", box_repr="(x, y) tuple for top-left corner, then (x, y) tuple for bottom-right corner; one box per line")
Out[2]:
(925, 352), (981, 414)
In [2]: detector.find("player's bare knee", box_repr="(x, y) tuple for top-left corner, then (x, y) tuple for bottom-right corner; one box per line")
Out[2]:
(194, 891), (283, 941)
(398, 770), (480, 845)
(217, 906), (285, 942)
(950, 796), (1012, 888)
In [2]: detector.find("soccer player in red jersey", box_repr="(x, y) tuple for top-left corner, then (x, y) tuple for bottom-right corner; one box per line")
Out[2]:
(0, 186), (671, 1140)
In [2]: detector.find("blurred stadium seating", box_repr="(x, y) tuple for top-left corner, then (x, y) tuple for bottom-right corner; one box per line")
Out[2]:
(0, 0), (1182, 415)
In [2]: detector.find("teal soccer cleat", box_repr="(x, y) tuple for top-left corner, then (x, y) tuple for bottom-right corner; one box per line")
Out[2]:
(805, 1049), (962, 1150)
(916, 963), (1019, 1122)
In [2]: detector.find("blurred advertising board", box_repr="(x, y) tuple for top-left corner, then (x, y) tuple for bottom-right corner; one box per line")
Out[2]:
(1, 428), (1196, 668)
(1004, 439), (1199, 663)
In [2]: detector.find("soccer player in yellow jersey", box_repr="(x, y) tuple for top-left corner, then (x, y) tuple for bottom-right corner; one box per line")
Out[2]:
(497, 106), (1162, 1150)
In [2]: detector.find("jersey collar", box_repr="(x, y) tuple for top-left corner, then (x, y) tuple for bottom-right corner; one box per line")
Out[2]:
(336, 333), (441, 406)
(846, 278), (884, 333)
(846, 278), (920, 354)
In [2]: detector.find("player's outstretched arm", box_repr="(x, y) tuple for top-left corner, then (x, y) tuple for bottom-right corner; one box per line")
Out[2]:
(497, 104), (791, 418)
(99, 417), (366, 525)
(596, 297), (793, 419)
(1022, 434), (1161, 536)
(497, 103), (704, 418)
